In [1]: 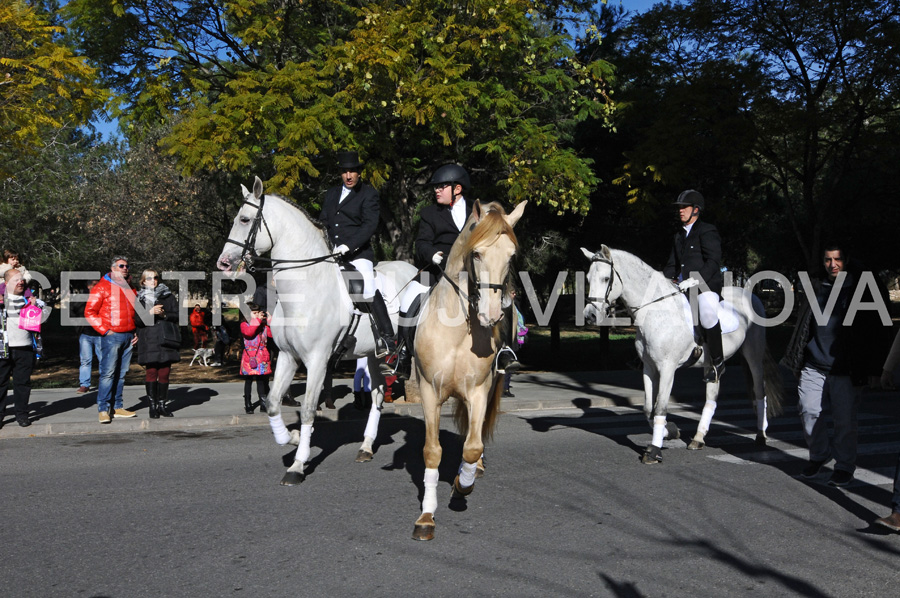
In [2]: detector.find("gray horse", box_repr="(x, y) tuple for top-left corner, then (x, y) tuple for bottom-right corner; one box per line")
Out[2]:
(582, 245), (784, 464)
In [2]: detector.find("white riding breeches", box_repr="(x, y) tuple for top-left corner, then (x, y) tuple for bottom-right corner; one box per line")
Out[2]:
(697, 291), (720, 329)
(350, 258), (375, 299)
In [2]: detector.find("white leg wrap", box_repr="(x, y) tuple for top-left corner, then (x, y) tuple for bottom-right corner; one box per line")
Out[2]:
(422, 468), (439, 514)
(756, 398), (769, 433)
(268, 414), (291, 445)
(296, 423), (313, 464)
(698, 400), (716, 436)
(458, 461), (477, 488)
(652, 415), (667, 448)
(363, 400), (381, 441)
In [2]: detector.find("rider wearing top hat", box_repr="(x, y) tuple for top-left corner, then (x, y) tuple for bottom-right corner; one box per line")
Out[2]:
(319, 150), (396, 355)
(663, 189), (726, 382)
(385, 164), (521, 380)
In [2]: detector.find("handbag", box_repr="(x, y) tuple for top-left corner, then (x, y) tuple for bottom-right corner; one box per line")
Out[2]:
(160, 320), (183, 349)
(18, 304), (43, 332)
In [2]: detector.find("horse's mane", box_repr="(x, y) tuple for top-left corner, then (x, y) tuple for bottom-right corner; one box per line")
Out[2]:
(265, 193), (332, 248)
(610, 248), (659, 278)
(447, 202), (518, 267)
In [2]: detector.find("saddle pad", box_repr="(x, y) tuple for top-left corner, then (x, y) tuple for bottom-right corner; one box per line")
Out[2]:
(679, 294), (739, 334)
(374, 270), (402, 314)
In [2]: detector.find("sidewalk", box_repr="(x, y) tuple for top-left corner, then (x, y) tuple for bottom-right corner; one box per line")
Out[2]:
(0, 366), (814, 439)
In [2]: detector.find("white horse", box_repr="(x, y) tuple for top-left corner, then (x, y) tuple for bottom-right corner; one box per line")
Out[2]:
(217, 177), (418, 484)
(582, 245), (784, 464)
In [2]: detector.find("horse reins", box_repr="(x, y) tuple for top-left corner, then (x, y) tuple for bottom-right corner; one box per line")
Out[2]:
(225, 196), (343, 273)
(588, 252), (682, 318)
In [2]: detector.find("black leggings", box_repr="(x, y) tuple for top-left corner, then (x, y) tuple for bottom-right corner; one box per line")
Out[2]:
(243, 375), (270, 400)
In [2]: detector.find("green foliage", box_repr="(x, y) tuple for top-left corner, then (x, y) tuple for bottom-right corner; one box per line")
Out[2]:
(0, 0), (109, 177)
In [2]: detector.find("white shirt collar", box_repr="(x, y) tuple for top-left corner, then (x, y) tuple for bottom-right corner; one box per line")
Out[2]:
(682, 221), (695, 236)
(450, 197), (467, 230)
(339, 185), (352, 203)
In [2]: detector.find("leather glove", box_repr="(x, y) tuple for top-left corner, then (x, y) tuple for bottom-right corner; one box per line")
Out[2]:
(335, 244), (349, 255)
(432, 252), (444, 265)
(678, 278), (699, 291)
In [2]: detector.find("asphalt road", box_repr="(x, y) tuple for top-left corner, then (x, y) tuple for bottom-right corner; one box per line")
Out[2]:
(3, 401), (899, 597)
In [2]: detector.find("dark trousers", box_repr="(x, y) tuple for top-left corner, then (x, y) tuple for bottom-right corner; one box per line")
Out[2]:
(243, 375), (270, 399)
(0, 346), (36, 420)
(892, 450), (900, 514)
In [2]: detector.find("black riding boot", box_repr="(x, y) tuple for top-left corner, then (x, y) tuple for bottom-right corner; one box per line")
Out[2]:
(157, 382), (174, 417)
(146, 381), (159, 419)
(702, 323), (726, 383)
(496, 345), (522, 374)
(368, 290), (397, 357)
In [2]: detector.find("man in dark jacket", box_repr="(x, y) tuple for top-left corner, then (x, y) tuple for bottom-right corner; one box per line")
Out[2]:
(319, 150), (395, 356)
(663, 190), (725, 382)
(782, 244), (891, 486)
(385, 164), (520, 380)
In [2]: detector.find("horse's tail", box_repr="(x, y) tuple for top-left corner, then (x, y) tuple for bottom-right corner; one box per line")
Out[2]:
(762, 347), (785, 419)
(451, 375), (504, 442)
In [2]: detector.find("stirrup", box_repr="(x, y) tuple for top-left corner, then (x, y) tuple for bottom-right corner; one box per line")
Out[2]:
(703, 360), (726, 383)
(495, 346), (521, 375)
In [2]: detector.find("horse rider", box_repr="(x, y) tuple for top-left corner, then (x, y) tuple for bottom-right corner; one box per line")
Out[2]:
(319, 150), (396, 356)
(384, 163), (521, 380)
(663, 189), (726, 382)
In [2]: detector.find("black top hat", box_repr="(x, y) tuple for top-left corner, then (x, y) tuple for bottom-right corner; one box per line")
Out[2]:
(673, 189), (705, 210)
(337, 151), (364, 170)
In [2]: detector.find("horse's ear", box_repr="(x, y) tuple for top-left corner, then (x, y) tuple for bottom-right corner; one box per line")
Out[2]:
(581, 247), (595, 261)
(506, 200), (527, 227)
(600, 244), (612, 260)
(240, 184), (251, 199)
(472, 200), (485, 223)
(253, 176), (264, 200)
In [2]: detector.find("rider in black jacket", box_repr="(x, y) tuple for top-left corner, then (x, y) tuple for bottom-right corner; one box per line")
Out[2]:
(663, 190), (726, 382)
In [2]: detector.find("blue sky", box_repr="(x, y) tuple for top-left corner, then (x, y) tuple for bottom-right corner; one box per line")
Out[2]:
(89, 0), (663, 141)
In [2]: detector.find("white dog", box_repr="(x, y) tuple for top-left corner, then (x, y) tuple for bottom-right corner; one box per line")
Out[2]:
(189, 348), (216, 367)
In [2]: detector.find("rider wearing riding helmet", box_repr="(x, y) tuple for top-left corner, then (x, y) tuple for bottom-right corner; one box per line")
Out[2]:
(385, 164), (521, 380)
(319, 150), (396, 356)
(663, 189), (726, 382)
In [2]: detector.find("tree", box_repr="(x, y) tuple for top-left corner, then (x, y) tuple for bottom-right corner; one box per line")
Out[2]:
(65, 0), (616, 260)
(611, 0), (900, 272)
(0, 0), (108, 179)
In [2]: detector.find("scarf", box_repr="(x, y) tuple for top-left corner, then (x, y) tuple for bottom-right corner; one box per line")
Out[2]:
(137, 283), (171, 307)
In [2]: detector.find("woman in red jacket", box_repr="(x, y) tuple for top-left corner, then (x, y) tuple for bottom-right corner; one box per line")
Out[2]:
(189, 304), (208, 349)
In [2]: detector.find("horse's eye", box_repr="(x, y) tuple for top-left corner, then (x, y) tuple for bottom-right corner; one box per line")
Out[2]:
(473, 252), (482, 261)
(602, 277), (609, 283)
(239, 216), (251, 224)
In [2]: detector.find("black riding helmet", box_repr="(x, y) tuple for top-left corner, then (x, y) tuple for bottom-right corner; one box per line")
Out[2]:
(429, 164), (471, 191)
(672, 189), (704, 210)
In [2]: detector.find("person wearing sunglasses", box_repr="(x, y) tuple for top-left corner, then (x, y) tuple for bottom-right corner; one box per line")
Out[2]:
(85, 256), (139, 424)
(135, 269), (181, 418)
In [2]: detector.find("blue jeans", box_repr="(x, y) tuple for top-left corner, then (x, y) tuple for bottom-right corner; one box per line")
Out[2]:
(97, 332), (134, 412)
(79, 334), (102, 388)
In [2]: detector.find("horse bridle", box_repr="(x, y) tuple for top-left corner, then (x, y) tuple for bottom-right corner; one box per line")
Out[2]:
(587, 251), (682, 319)
(225, 195), (341, 273)
(439, 248), (510, 327)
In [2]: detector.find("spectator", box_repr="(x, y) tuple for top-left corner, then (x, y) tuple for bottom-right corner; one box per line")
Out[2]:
(85, 256), (138, 424)
(0, 269), (44, 428)
(72, 280), (101, 393)
(875, 327), (900, 532)
(240, 302), (272, 414)
(353, 357), (372, 410)
(135, 269), (181, 418)
(0, 249), (32, 298)
(212, 323), (229, 367)
(190, 304), (208, 349)
(782, 244), (890, 486)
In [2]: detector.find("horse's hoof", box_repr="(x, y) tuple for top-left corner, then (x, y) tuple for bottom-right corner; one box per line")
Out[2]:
(475, 465), (485, 479)
(641, 445), (663, 464)
(666, 422), (680, 441)
(355, 449), (374, 463)
(287, 429), (301, 446)
(687, 440), (705, 450)
(412, 513), (435, 541)
(280, 471), (305, 486)
(450, 475), (475, 499)
(755, 433), (767, 447)
(325, 399), (335, 410)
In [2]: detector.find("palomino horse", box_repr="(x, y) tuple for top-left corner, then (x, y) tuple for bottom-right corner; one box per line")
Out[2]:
(412, 200), (526, 541)
(217, 177), (418, 484)
(582, 245), (783, 464)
